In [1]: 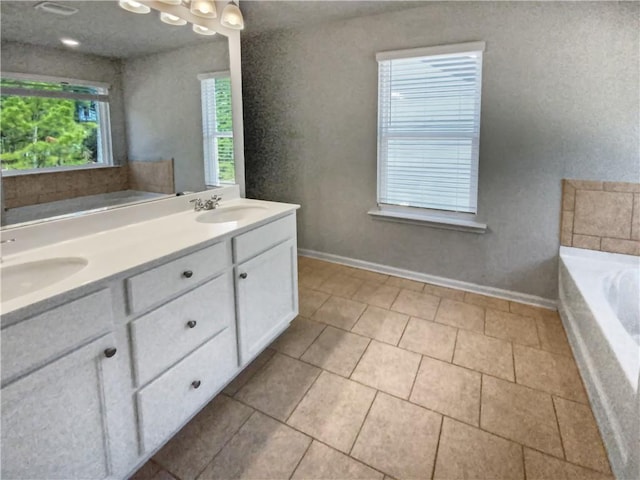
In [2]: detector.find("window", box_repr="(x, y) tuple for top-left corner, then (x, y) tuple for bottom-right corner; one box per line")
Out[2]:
(0, 73), (112, 172)
(373, 42), (485, 230)
(199, 72), (234, 186)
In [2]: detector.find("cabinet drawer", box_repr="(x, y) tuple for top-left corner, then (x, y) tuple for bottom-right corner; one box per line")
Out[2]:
(1, 289), (113, 385)
(126, 241), (230, 314)
(131, 273), (235, 386)
(233, 214), (296, 263)
(136, 328), (237, 452)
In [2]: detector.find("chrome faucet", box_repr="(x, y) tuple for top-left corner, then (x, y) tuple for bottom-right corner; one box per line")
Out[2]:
(190, 195), (222, 212)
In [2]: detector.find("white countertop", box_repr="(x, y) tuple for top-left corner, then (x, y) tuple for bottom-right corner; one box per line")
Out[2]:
(1, 193), (299, 317)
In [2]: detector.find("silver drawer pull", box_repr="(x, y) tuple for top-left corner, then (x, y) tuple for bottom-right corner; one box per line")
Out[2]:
(186, 320), (197, 329)
(239, 272), (248, 279)
(182, 270), (194, 279)
(191, 380), (201, 389)
(104, 348), (117, 358)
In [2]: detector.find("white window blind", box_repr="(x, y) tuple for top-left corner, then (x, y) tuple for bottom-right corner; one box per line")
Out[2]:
(376, 42), (484, 214)
(199, 72), (234, 186)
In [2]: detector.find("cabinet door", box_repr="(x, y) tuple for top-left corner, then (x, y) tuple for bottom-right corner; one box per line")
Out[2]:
(1, 334), (121, 480)
(236, 239), (298, 364)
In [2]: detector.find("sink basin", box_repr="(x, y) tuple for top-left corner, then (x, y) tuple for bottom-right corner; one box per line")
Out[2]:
(196, 205), (269, 224)
(1, 257), (89, 302)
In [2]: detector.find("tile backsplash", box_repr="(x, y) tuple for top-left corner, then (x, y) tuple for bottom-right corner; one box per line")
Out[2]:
(560, 179), (640, 256)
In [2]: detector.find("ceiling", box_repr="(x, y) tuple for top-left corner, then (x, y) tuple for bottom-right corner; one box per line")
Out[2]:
(0, 1), (425, 59)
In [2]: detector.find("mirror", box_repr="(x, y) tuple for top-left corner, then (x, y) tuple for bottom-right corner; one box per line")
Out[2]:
(0, 0), (236, 228)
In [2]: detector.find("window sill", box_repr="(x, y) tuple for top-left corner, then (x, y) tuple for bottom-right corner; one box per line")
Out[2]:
(368, 207), (487, 234)
(2, 164), (118, 177)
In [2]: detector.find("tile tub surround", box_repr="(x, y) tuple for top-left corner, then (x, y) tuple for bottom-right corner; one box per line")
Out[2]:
(560, 179), (640, 255)
(2, 159), (174, 212)
(128, 159), (175, 194)
(2, 166), (129, 208)
(132, 257), (613, 480)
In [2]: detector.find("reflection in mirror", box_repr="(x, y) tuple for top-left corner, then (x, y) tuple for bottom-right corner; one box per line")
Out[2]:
(0, 0), (233, 227)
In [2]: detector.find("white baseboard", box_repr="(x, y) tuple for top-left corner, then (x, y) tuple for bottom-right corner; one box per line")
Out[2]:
(298, 248), (557, 310)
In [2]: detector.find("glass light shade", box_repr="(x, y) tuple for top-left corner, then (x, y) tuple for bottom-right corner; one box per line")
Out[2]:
(220, 1), (244, 30)
(190, 0), (216, 19)
(192, 24), (217, 36)
(158, 0), (182, 4)
(118, 0), (150, 14)
(160, 11), (187, 26)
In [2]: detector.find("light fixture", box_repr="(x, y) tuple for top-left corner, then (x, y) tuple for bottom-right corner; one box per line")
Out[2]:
(220, 1), (244, 30)
(60, 37), (80, 47)
(118, 0), (150, 14)
(192, 24), (217, 36)
(190, 0), (216, 19)
(34, 2), (78, 16)
(117, 1), (246, 34)
(160, 11), (187, 26)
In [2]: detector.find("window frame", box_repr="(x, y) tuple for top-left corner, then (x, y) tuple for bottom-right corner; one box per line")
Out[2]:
(0, 71), (113, 175)
(198, 71), (234, 187)
(370, 41), (487, 233)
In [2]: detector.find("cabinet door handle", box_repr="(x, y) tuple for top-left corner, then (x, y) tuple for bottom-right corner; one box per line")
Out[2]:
(182, 270), (194, 279)
(104, 347), (117, 358)
(191, 380), (201, 389)
(186, 320), (197, 329)
(239, 272), (248, 279)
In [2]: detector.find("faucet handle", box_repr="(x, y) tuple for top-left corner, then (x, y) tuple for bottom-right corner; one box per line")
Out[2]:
(210, 195), (222, 208)
(190, 198), (205, 211)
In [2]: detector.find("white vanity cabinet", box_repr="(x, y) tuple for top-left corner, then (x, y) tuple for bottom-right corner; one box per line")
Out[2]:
(1, 334), (123, 480)
(0, 209), (299, 480)
(236, 239), (298, 364)
(234, 214), (298, 364)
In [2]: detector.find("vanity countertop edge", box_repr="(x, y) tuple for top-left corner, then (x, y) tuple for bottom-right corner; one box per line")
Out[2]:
(1, 195), (300, 323)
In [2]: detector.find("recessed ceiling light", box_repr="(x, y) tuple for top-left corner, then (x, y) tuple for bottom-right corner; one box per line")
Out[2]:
(60, 38), (80, 48)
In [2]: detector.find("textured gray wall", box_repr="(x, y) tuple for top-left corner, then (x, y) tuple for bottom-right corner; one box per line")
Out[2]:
(1, 41), (129, 165)
(242, 1), (640, 300)
(122, 40), (229, 193)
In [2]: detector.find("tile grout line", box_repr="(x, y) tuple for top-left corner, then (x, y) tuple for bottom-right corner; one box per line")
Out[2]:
(451, 327), (460, 364)
(308, 289), (332, 317)
(511, 340), (517, 383)
(478, 373), (483, 428)
(284, 367), (323, 424)
(192, 408), (256, 480)
(348, 337), (372, 378)
(396, 311), (413, 348)
(521, 445), (528, 480)
(429, 415), (445, 480)
(287, 436), (314, 480)
(407, 354), (425, 401)
(348, 389), (379, 457)
(231, 349), (278, 399)
(550, 395), (568, 461)
(296, 322), (328, 360)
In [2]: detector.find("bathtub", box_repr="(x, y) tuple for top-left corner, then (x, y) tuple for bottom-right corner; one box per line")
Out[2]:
(558, 246), (639, 480)
(4, 190), (168, 226)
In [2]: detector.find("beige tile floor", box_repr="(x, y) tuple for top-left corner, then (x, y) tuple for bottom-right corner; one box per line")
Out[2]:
(132, 257), (613, 480)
